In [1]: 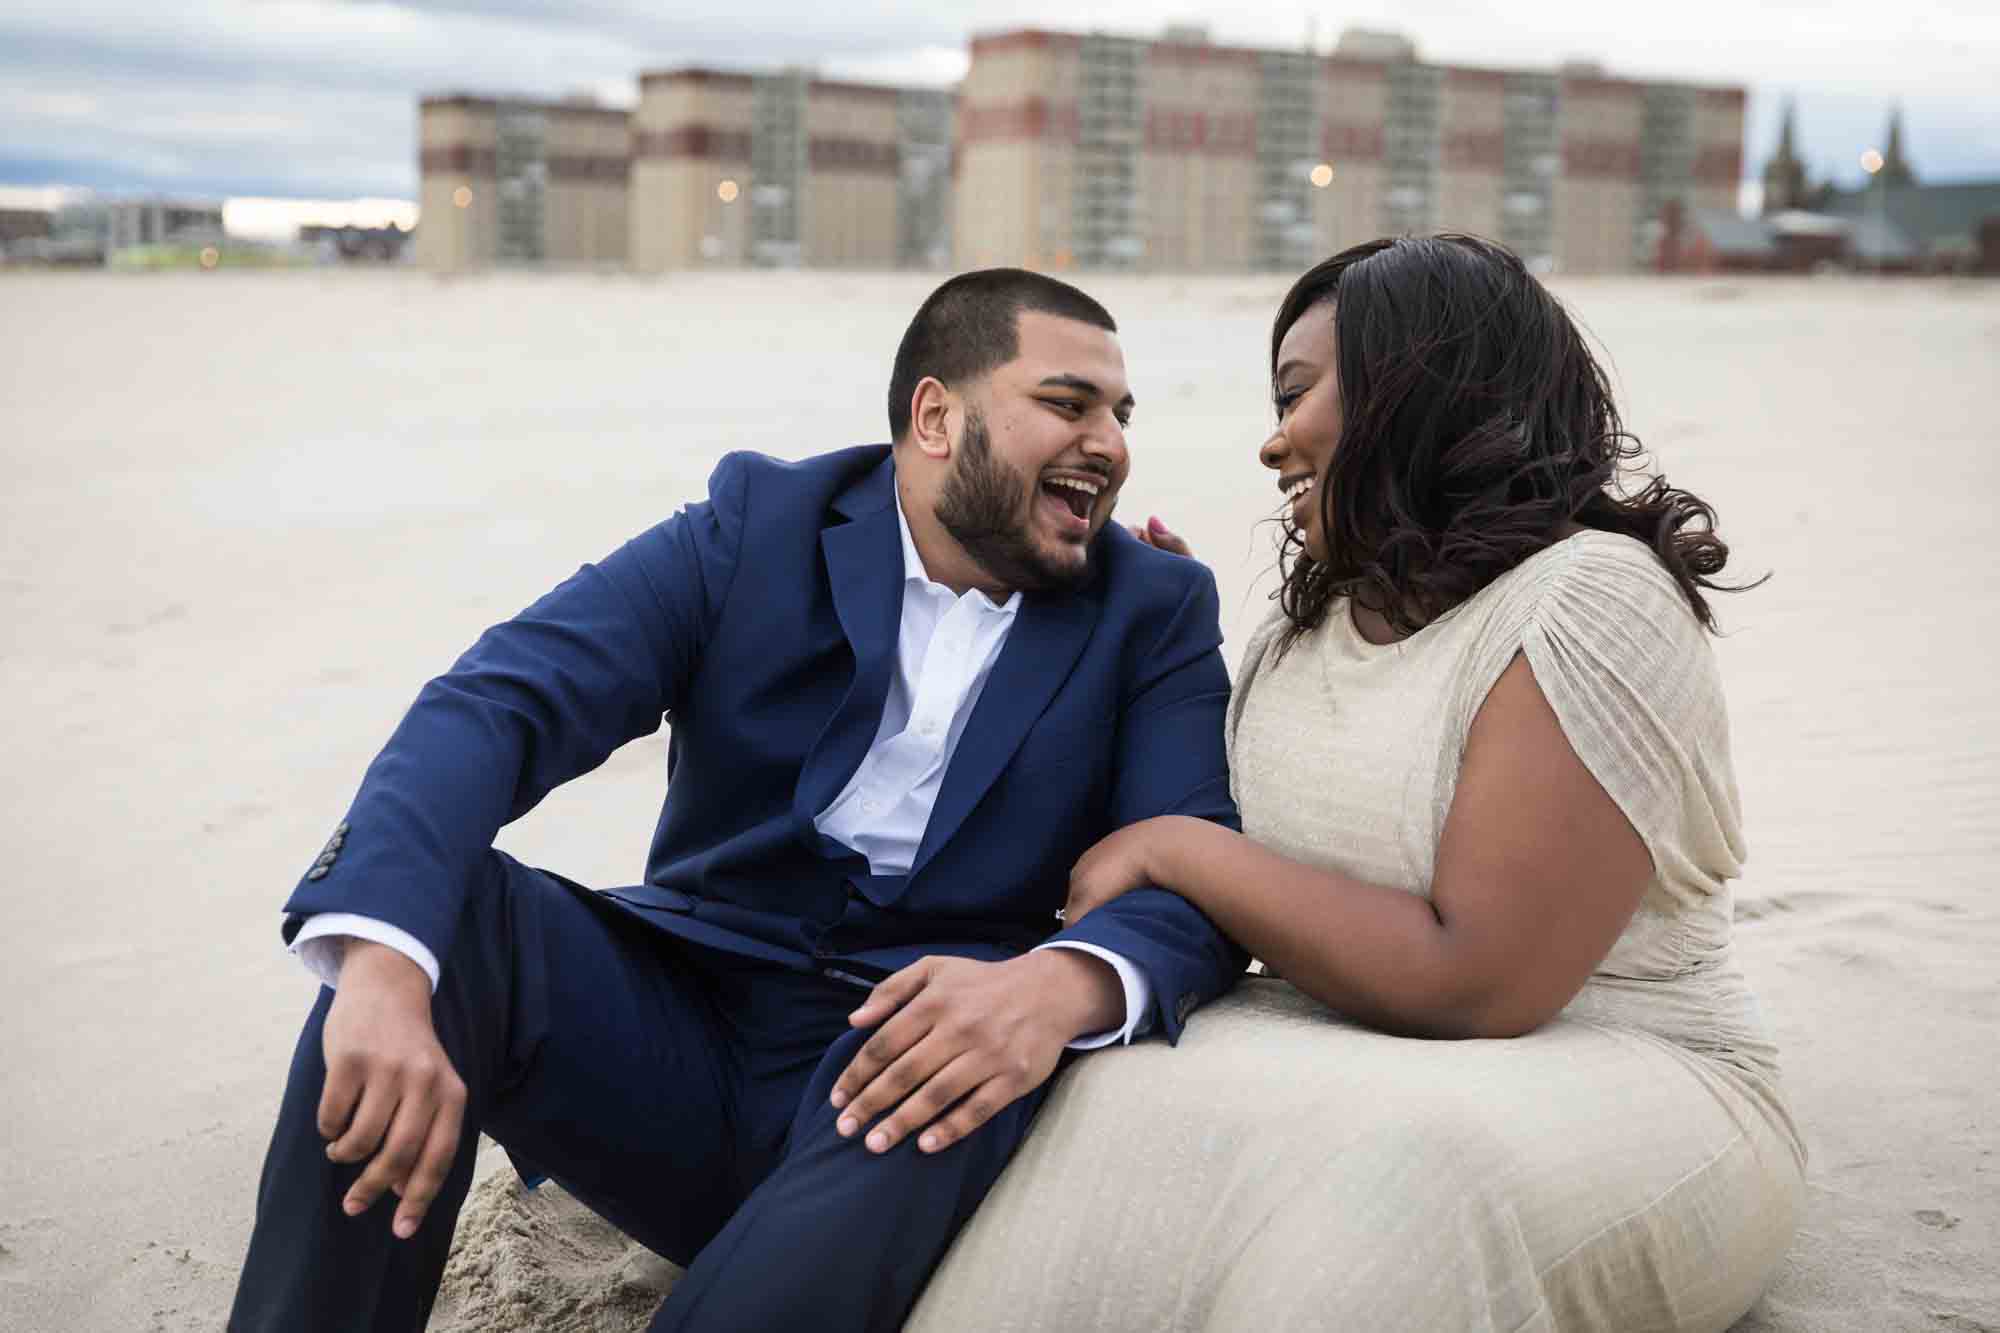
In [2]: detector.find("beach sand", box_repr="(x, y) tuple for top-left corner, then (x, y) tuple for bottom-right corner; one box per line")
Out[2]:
(0, 268), (1993, 1331)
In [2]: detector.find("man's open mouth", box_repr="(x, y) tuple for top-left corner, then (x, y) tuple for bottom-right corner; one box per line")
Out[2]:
(1039, 475), (1102, 532)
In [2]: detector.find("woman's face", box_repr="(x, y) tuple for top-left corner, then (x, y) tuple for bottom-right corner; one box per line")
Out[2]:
(1260, 301), (1342, 563)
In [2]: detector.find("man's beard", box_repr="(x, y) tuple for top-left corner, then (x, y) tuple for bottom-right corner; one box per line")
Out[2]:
(934, 409), (1092, 595)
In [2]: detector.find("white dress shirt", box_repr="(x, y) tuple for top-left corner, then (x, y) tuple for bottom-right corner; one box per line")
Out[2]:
(293, 488), (1152, 1048)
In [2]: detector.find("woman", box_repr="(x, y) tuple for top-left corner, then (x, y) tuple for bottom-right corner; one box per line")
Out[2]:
(907, 236), (1805, 1332)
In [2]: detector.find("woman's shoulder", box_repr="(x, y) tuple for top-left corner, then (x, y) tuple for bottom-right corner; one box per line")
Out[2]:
(1446, 530), (1725, 764)
(1494, 529), (1686, 608)
(1472, 530), (1705, 661)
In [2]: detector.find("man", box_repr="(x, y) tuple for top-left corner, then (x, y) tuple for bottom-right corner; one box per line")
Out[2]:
(230, 269), (1246, 1332)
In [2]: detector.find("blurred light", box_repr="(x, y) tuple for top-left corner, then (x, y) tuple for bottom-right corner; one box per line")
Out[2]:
(717, 179), (740, 203)
(1861, 149), (1884, 174)
(198, 246), (220, 270)
(452, 186), (474, 209)
(1309, 163), (1334, 188)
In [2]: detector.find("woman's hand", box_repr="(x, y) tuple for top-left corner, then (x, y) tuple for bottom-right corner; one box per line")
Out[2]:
(1066, 817), (1185, 923)
(1128, 515), (1193, 558)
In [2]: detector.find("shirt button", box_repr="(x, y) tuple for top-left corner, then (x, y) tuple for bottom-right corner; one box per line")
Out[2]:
(862, 799), (882, 814)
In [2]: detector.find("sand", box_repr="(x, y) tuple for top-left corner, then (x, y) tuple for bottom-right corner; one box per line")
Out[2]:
(0, 268), (1993, 1331)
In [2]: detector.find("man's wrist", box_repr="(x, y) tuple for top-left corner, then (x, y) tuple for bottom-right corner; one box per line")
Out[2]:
(338, 938), (433, 999)
(1021, 948), (1124, 1041)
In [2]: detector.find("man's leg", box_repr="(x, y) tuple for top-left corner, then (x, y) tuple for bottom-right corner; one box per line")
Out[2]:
(229, 853), (738, 1333)
(650, 1024), (1057, 1333)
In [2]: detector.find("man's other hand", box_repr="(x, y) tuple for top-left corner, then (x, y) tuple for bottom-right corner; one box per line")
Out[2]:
(830, 951), (1123, 1155)
(318, 940), (467, 1240)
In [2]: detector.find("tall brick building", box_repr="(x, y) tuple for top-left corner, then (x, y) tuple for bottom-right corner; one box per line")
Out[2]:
(416, 95), (631, 271)
(952, 29), (1744, 274)
(412, 27), (1744, 276)
(629, 70), (952, 272)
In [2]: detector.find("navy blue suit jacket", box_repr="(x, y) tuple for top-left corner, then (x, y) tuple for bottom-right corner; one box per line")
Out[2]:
(283, 446), (1246, 1040)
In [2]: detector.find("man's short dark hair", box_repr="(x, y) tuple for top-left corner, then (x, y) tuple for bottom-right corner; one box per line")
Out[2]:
(888, 268), (1118, 443)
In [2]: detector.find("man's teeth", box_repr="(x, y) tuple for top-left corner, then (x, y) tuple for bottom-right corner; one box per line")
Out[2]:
(1047, 477), (1103, 498)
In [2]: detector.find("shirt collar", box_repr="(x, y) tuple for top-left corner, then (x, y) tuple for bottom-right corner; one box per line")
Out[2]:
(893, 477), (1021, 615)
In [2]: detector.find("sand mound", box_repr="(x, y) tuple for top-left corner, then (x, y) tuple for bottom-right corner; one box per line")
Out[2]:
(431, 1159), (679, 1333)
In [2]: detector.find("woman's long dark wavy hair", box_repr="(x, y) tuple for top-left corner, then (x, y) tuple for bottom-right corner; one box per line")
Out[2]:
(1273, 234), (1750, 640)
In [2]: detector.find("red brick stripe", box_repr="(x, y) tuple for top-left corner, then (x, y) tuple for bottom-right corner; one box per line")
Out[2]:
(808, 137), (900, 173)
(958, 98), (1079, 145)
(1322, 123), (1385, 162)
(1564, 139), (1642, 180)
(633, 126), (753, 163)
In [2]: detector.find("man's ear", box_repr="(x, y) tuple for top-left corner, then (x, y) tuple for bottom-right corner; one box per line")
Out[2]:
(909, 377), (954, 461)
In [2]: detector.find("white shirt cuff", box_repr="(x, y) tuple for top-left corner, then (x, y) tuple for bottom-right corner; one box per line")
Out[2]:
(289, 914), (442, 992)
(1035, 941), (1154, 1050)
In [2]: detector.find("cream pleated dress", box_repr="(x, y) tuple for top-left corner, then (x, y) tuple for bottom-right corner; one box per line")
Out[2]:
(908, 531), (1806, 1333)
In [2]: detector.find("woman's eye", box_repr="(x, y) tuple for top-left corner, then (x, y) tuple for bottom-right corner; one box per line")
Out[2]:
(1274, 387), (1305, 416)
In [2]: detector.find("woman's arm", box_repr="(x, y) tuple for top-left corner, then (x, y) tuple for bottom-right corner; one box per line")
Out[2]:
(1067, 652), (1651, 1039)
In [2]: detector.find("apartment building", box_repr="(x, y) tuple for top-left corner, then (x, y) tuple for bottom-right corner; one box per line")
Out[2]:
(953, 28), (1744, 274)
(629, 69), (953, 272)
(416, 95), (630, 271)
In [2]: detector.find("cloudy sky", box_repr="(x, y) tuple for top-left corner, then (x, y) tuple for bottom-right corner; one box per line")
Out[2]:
(3, 0), (1995, 211)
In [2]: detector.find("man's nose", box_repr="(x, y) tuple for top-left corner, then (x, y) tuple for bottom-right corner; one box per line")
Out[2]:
(1079, 412), (1129, 465)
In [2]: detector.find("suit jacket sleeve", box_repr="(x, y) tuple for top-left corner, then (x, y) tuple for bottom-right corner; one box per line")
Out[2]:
(1052, 563), (1249, 1042)
(280, 454), (751, 968)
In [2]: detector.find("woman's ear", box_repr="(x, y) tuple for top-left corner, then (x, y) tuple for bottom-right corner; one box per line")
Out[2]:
(909, 377), (954, 461)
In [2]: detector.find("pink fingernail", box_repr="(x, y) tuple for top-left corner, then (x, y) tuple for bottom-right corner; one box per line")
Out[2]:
(394, 1217), (416, 1239)
(867, 1130), (888, 1152)
(838, 1115), (857, 1137)
(829, 1089), (848, 1110)
(919, 1132), (938, 1152)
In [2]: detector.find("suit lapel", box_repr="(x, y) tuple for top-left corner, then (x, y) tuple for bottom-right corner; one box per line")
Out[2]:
(909, 586), (1098, 878)
(793, 459), (903, 835)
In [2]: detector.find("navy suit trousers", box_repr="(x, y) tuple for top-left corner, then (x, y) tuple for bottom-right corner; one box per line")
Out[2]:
(229, 850), (1053, 1332)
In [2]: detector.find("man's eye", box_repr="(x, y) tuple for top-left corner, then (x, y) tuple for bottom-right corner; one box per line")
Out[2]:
(1044, 399), (1084, 417)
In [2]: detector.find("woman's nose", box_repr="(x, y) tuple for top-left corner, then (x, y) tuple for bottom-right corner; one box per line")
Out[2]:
(1259, 430), (1287, 472)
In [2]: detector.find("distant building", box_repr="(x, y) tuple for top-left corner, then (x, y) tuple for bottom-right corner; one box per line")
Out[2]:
(1875, 106), (1917, 188)
(1822, 181), (2000, 272)
(300, 222), (414, 263)
(952, 27), (1742, 274)
(1760, 101), (1810, 215)
(1729, 103), (2000, 274)
(416, 95), (630, 272)
(1656, 205), (1778, 272)
(628, 69), (953, 272)
(0, 208), (51, 247)
(7, 196), (225, 264)
(76, 197), (223, 254)
(1660, 184), (2000, 275)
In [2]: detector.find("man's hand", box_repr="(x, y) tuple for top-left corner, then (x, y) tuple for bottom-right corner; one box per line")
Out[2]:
(829, 951), (1123, 1155)
(318, 940), (467, 1240)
